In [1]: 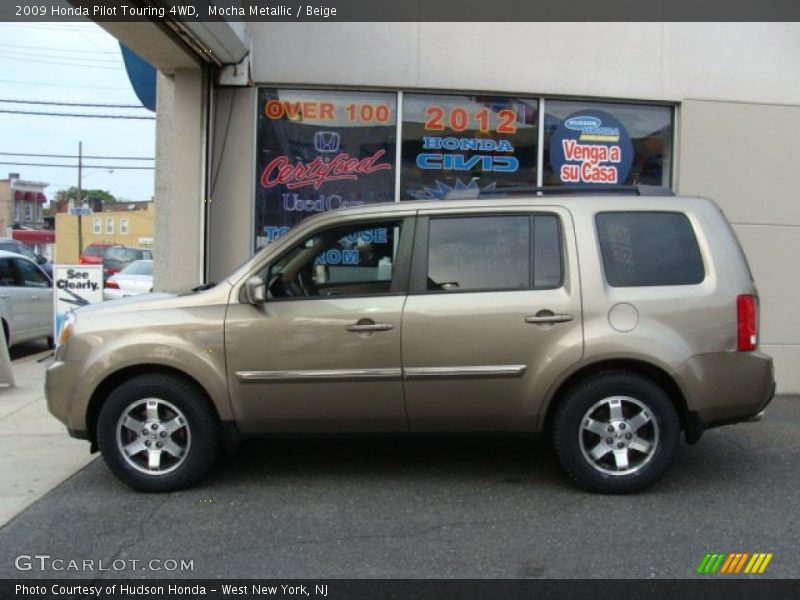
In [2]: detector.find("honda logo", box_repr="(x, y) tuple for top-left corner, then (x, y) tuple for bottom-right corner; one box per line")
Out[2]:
(314, 131), (341, 153)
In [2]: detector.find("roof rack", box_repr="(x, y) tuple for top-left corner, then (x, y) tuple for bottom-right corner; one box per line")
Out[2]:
(480, 184), (675, 197)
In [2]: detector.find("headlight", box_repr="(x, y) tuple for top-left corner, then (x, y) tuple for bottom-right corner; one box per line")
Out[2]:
(56, 311), (77, 351)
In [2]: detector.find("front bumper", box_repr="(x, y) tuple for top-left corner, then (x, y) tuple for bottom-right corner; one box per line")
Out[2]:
(45, 359), (86, 438)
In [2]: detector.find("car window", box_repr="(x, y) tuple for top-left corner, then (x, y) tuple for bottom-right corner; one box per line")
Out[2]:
(0, 242), (35, 261)
(266, 220), (404, 298)
(14, 259), (49, 288)
(105, 247), (133, 261)
(596, 211), (705, 287)
(83, 245), (107, 257)
(427, 216), (531, 292)
(122, 261), (153, 276)
(0, 258), (20, 286)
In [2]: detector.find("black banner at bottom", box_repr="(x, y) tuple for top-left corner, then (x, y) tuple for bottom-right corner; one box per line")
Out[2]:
(2, 579), (800, 600)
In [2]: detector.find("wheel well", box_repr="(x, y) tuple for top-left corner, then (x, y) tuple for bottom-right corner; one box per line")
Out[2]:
(543, 359), (689, 434)
(85, 364), (218, 446)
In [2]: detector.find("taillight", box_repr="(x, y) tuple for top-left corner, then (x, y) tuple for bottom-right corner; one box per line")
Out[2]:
(737, 294), (758, 352)
(105, 280), (119, 289)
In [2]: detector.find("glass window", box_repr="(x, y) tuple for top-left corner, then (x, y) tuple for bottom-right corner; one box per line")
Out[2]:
(533, 215), (563, 289)
(120, 218), (129, 234)
(106, 218), (114, 234)
(596, 212), (704, 287)
(24, 203), (32, 220)
(255, 89), (397, 249)
(267, 220), (403, 299)
(14, 259), (49, 288)
(401, 93), (538, 200)
(93, 218), (101, 234)
(544, 100), (673, 188)
(121, 260), (153, 276)
(0, 259), (18, 286)
(427, 216), (530, 292)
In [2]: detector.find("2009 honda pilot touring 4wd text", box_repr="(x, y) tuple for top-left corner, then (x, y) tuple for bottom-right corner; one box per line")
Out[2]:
(46, 193), (775, 493)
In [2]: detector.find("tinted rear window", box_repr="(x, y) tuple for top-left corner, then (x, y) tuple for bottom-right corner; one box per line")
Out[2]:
(596, 212), (704, 287)
(83, 245), (107, 256)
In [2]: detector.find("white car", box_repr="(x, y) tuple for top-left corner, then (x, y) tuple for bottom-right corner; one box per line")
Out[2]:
(0, 249), (53, 347)
(103, 260), (153, 301)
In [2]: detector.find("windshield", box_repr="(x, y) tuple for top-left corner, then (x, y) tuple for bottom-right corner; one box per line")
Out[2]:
(120, 260), (153, 276)
(83, 245), (108, 256)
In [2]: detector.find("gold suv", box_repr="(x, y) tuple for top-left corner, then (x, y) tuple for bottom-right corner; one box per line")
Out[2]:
(46, 195), (775, 493)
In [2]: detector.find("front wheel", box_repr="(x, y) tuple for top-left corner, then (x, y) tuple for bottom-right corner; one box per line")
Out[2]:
(97, 373), (220, 492)
(552, 372), (680, 494)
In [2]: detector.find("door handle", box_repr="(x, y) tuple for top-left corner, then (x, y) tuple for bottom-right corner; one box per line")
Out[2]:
(0, 294), (8, 300)
(30, 295), (39, 301)
(345, 322), (394, 332)
(525, 313), (574, 324)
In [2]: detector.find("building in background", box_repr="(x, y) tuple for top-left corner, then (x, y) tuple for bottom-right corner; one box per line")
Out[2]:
(55, 201), (154, 263)
(91, 20), (800, 392)
(0, 173), (52, 256)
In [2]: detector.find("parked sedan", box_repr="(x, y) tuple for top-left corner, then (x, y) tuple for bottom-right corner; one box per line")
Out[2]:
(0, 250), (53, 347)
(0, 237), (52, 278)
(103, 260), (153, 300)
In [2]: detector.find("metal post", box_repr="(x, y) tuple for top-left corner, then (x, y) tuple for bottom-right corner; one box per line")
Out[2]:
(77, 141), (83, 258)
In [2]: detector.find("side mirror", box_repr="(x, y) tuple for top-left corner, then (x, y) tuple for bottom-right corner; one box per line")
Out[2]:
(36, 254), (47, 265)
(243, 276), (266, 304)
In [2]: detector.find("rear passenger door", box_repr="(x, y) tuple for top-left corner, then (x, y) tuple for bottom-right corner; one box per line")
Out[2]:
(13, 258), (52, 340)
(401, 209), (583, 431)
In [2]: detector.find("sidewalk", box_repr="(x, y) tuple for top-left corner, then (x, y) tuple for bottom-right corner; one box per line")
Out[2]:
(0, 351), (95, 527)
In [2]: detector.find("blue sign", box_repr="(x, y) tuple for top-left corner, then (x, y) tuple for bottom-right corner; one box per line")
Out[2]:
(550, 110), (633, 185)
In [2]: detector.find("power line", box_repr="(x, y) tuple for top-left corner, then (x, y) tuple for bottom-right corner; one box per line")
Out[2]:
(0, 161), (153, 170)
(0, 99), (145, 109)
(0, 109), (154, 120)
(0, 49), (122, 64)
(0, 43), (117, 55)
(0, 151), (153, 161)
(0, 78), (128, 92)
(0, 54), (124, 70)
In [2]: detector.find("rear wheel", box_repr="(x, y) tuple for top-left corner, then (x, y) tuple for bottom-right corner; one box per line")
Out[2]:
(97, 373), (220, 492)
(552, 371), (680, 494)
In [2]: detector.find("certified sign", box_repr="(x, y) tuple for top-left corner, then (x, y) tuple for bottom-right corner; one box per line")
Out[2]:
(53, 265), (103, 338)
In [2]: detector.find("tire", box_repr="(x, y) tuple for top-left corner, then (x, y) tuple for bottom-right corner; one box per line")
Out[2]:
(552, 371), (680, 494)
(96, 373), (220, 492)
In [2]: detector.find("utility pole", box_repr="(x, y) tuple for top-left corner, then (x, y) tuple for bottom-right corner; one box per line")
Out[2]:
(76, 141), (83, 258)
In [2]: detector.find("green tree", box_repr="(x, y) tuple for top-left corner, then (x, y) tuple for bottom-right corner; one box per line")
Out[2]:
(57, 186), (116, 205)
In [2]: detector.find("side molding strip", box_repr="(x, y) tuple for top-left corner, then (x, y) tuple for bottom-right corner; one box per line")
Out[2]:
(404, 365), (527, 379)
(236, 368), (402, 382)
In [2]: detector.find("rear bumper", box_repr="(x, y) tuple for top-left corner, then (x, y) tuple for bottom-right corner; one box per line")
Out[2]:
(685, 371), (776, 444)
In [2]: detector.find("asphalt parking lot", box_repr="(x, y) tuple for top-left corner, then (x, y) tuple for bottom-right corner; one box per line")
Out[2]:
(0, 396), (798, 579)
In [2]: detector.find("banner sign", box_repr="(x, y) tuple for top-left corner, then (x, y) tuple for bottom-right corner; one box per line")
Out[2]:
(549, 109), (633, 185)
(255, 89), (397, 249)
(53, 265), (103, 338)
(401, 94), (538, 200)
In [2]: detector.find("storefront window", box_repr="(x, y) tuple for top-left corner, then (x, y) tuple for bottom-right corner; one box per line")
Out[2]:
(543, 101), (673, 188)
(401, 94), (538, 200)
(254, 88), (398, 249)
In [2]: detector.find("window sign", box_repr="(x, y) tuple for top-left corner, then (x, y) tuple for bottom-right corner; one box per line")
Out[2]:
(255, 89), (397, 249)
(549, 110), (633, 185)
(544, 101), (673, 188)
(401, 94), (538, 200)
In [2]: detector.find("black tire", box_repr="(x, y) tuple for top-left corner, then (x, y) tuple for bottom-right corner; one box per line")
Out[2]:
(552, 371), (680, 494)
(96, 373), (220, 492)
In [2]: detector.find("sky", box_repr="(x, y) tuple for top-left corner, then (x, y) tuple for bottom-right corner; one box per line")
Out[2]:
(0, 18), (155, 203)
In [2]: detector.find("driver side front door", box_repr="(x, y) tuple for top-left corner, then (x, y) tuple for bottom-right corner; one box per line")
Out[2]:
(225, 216), (414, 434)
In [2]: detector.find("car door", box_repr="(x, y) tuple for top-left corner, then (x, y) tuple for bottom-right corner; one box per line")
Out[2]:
(0, 257), (32, 344)
(401, 208), (583, 431)
(12, 257), (52, 340)
(224, 216), (414, 434)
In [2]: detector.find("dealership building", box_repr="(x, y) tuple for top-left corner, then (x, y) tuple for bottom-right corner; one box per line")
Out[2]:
(96, 20), (800, 391)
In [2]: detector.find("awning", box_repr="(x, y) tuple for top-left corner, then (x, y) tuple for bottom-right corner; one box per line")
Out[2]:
(11, 229), (55, 244)
(24, 191), (34, 202)
(37, 192), (46, 203)
(14, 190), (22, 201)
